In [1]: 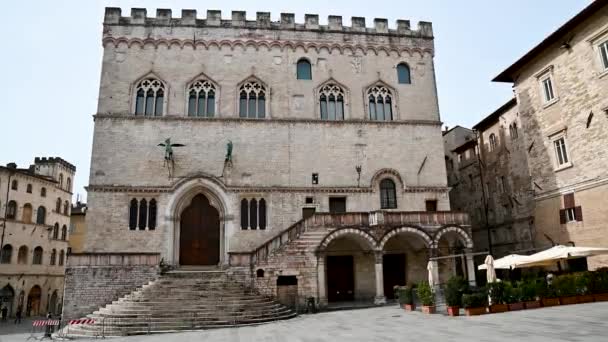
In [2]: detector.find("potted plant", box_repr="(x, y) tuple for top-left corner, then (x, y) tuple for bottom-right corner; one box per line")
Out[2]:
(539, 280), (560, 307)
(554, 274), (579, 305)
(462, 292), (487, 316)
(444, 276), (468, 316)
(504, 282), (524, 311)
(487, 282), (508, 313)
(575, 272), (595, 303)
(519, 279), (541, 309)
(397, 286), (415, 311)
(590, 268), (608, 301)
(416, 281), (435, 314)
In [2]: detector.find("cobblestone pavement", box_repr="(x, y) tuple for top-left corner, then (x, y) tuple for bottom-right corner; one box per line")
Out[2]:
(2, 303), (608, 342)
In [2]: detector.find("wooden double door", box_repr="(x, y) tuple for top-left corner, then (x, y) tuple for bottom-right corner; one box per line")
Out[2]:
(179, 194), (220, 266)
(327, 255), (355, 302)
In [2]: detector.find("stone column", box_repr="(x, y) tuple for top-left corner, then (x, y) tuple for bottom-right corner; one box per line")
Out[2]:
(465, 250), (477, 287)
(374, 251), (386, 304)
(317, 254), (327, 307)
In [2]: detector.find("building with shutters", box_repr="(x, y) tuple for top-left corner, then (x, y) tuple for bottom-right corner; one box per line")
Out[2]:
(0, 158), (75, 317)
(493, 0), (608, 269)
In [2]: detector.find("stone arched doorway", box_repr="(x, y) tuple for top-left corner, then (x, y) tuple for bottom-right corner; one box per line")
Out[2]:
(0, 285), (14, 317)
(27, 285), (41, 317)
(49, 290), (58, 315)
(179, 194), (220, 266)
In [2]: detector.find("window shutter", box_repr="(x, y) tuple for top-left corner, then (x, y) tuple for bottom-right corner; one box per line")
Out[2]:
(574, 206), (583, 222)
(563, 193), (575, 209)
(559, 209), (567, 224)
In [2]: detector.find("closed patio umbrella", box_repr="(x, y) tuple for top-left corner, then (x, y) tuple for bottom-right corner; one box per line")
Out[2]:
(484, 255), (496, 284)
(427, 261), (437, 288)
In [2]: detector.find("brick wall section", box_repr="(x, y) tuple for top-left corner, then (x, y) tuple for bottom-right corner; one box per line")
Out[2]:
(63, 265), (158, 319)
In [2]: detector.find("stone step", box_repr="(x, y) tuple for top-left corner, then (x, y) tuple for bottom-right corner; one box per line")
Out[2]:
(100, 303), (283, 313)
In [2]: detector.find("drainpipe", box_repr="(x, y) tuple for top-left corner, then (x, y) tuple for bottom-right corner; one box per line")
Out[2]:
(0, 167), (15, 261)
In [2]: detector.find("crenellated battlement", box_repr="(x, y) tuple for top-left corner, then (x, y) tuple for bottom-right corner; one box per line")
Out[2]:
(103, 8), (433, 38)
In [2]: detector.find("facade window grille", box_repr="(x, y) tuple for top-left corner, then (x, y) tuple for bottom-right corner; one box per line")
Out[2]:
(36, 206), (46, 225)
(397, 63), (411, 84)
(319, 83), (345, 120)
(239, 81), (266, 118)
(380, 179), (397, 209)
(240, 198), (267, 230)
(368, 85), (394, 121)
(135, 78), (165, 116)
(33, 247), (43, 265)
(188, 79), (216, 117)
(297, 59), (312, 80)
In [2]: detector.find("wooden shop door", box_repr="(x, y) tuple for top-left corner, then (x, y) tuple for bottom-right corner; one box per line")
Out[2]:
(327, 255), (355, 302)
(180, 194), (220, 266)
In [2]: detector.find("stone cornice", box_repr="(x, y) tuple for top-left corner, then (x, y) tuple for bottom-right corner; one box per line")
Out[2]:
(93, 113), (442, 127)
(101, 37), (434, 57)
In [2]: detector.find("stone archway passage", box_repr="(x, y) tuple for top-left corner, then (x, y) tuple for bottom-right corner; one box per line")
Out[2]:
(179, 194), (220, 266)
(27, 286), (41, 317)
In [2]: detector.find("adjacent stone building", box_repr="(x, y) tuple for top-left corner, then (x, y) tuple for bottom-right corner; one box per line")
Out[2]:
(493, 0), (608, 269)
(0, 158), (75, 317)
(68, 201), (87, 254)
(64, 8), (475, 323)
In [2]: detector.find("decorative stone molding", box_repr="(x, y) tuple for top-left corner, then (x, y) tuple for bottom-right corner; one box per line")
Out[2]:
(432, 226), (473, 249)
(378, 226), (433, 249)
(317, 228), (378, 251)
(101, 37), (434, 58)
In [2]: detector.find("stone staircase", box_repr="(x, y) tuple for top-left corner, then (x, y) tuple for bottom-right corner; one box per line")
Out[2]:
(65, 270), (296, 336)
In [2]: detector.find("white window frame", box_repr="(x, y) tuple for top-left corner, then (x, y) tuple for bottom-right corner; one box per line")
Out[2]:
(565, 208), (576, 223)
(535, 66), (558, 107)
(587, 25), (608, 78)
(599, 40), (608, 72)
(550, 132), (572, 171)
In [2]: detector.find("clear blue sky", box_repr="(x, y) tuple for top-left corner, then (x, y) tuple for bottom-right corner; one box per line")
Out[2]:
(0, 0), (591, 201)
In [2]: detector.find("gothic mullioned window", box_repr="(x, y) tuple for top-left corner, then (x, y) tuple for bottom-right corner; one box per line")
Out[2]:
(188, 79), (216, 117)
(239, 80), (266, 118)
(135, 78), (165, 116)
(319, 83), (345, 120)
(240, 198), (267, 230)
(368, 84), (394, 121)
(128, 198), (157, 231)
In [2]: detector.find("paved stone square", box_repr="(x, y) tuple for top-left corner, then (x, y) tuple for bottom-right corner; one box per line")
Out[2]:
(3, 302), (608, 341)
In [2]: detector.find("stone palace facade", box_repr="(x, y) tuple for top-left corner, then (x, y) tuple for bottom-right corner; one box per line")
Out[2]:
(63, 8), (475, 323)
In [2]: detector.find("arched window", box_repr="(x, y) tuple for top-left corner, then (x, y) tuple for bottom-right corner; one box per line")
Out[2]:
(66, 177), (71, 191)
(6, 200), (17, 219)
(50, 249), (57, 265)
(296, 59), (312, 80)
(240, 199), (249, 230)
(239, 80), (266, 118)
(397, 63), (411, 84)
(55, 198), (61, 213)
(59, 174), (63, 188)
(36, 206), (46, 225)
(22, 203), (33, 223)
(61, 225), (67, 240)
(40, 187), (46, 197)
(129, 199), (138, 230)
(256, 269), (265, 278)
(1, 244), (12, 264)
(249, 199), (258, 230)
(510, 123), (518, 139)
(368, 84), (394, 121)
(489, 134), (498, 152)
(63, 201), (69, 215)
(138, 199), (148, 230)
(17, 246), (28, 264)
(134, 77), (165, 116)
(58, 250), (65, 266)
(148, 199), (157, 230)
(11, 180), (18, 190)
(259, 198), (267, 230)
(319, 83), (345, 120)
(26, 184), (32, 193)
(188, 79), (216, 117)
(33, 247), (43, 265)
(380, 178), (397, 209)
(53, 223), (59, 239)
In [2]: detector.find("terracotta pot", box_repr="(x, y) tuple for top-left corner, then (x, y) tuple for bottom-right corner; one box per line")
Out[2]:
(560, 296), (579, 305)
(541, 298), (560, 307)
(421, 305), (436, 314)
(488, 303), (509, 313)
(578, 295), (595, 303)
(593, 293), (608, 302)
(404, 304), (415, 311)
(507, 302), (525, 311)
(524, 300), (541, 309)
(446, 306), (460, 316)
(465, 307), (486, 316)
